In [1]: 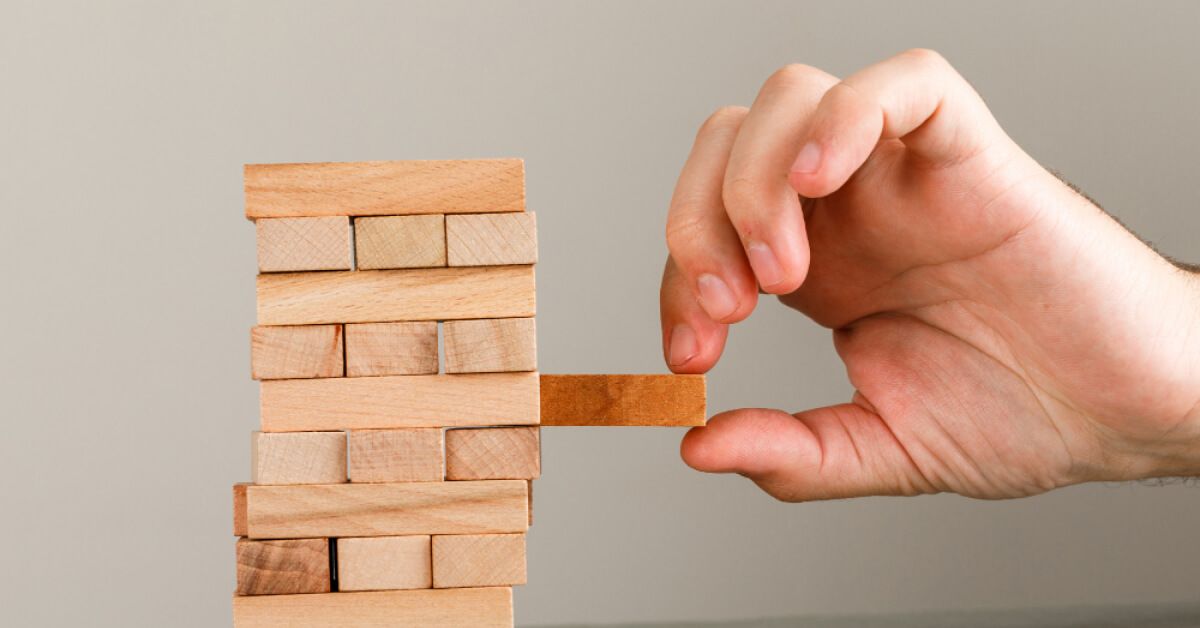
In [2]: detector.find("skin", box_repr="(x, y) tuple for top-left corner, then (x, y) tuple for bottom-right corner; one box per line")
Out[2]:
(660, 50), (1200, 501)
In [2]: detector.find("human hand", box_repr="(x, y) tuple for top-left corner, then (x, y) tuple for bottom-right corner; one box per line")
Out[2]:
(660, 49), (1200, 501)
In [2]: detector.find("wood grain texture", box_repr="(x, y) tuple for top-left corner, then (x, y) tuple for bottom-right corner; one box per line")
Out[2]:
(443, 318), (536, 374)
(244, 159), (525, 219)
(446, 212), (537, 266)
(260, 373), (539, 432)
(234, 483), (249, 536)
(256, 266), (536, 325)
(344, 322), (438, 377)
(354, 215), (446, 270)
(337, 535), (432, 591)
(251, 325), (344, 380)
(256, 217), (352, 272)
(244, 480), (528, 539)
(236, 538), (331, 596)
(252, 431), (347, 485)
(348, 429), (444, 483)
(232, 587), (513, 627)
(432, 534), (526, 589)
(526, 480), (533, 526)
(445, 427), (540, 481)
(539, 374), (707, 426)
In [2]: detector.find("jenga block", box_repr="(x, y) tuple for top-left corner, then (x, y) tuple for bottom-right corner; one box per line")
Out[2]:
(446, 212), (537, 266)
(526, 480), (533, 526)
(445, 427), (540, 481)
(234, 483), (249, 536)
(251, 325), (344, 380)
(539, 374), (707, 426)
(432, 534), (526, 588)
(256, 217), (352, 272)
(244, 159), (525, 219)
(354, 215), (446, 270)
(443, 318), (536, 374)
(232, 588), (513, 627)
(260, 373), (539, 432)
(252, 431), (347, 485)
(348, 429), (444, 483)
(243, 480), (528, 539)
(337, 536), (432, 591)
(236, 538), (330, 596)
(344, 322), (438, 377)
(256, 266), (536, 325)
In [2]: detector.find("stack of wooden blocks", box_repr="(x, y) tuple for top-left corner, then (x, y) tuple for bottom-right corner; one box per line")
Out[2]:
(233, 160), (537, 626)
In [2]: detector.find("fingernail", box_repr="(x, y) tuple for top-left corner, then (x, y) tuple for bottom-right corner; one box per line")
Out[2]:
(746, 240), (785, 290)
(791, 142), (821, 174)
(668, 324), (698, 367)
(696, 274), (738, 319)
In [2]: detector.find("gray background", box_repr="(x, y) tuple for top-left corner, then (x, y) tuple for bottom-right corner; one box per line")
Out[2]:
(2, 1), (1198, 626)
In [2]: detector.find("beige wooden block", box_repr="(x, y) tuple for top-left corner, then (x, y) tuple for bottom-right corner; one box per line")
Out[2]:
(354, 215), (446, 269)
(446, 212), (537, 266)
(243, 480), (527, 539)
(232, 587), (513, 627)
(236, 538), (330, 596)
(260, 372), (539, 432)
(445, 427), (540, 481)
(443, 318), (536, 374)
(256, 266), (536, 325)
(539, 374), (707, 426)
(348, 429), (444, 483)
(432, 534), (526, 589)
(344, 322), (438, 377)
(251, 325), (343, 380)
(234, 483), (249, 536)
(337, 536), (432, 591)
(252, 431), (347, 485)
(244, 159), (525, 219)
(256, 217), (351, 272)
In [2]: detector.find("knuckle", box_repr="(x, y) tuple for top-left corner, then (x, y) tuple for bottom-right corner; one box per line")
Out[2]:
(721, 175), (759, 217)
(664, 211), (709, 258)
(697, 105), (747, 137)
(765, 63), (823, 89)
(900, 47), (952, 72)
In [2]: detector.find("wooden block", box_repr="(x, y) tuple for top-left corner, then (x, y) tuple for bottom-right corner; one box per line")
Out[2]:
(256, 266), (535, 325)
(432, 534), (526, 588)
(443, 318), (536, 374)
(539, 374), (707, 426)
(261, 373), (539, 432)
(233, 588), (513, 627)
(243, 480), (527, 539)
(236, 538), (330, 596)
(256, 217), (351, 272)
(344, 322), (438, 377)
(234, 483), (249, 536)
(354, 215), (446, 269)
(445, 427), (540, 480)
(526, 480), (533, 526)
(337, 536), (432, 591)
(348, 429), (444, 483)
(446, 212), (537, 266)
(251, 324), (343, 380)
(252, 431), (347, 485)
(244, 159), (525, 219)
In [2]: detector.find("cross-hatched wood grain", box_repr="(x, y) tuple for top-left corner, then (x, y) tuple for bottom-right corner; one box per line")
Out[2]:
(354, 215), (446, 269)
(236, 538), (330, 596)
(232, 587), (513, 627)
(348, 429), (444, 483)
(443, 318), (536, 374)
(344, 322), (438, 377)
(432, 534), (526, 588)
(337, 536), (432, 591)
(251, 325), (344, 380)
(445, 427), (540, 480)
(446, 212), (537, 266)
(256, 217), (352, 272)
(251, 431), (347, 485)
(539, 374), (706, 426)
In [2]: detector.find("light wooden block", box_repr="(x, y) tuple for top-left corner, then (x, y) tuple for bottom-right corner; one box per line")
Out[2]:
(233, 588), (513, 628)
(252, 431), (347, 485)
(354, 215), (446, 269)
(243, 480), (528, 539)
(244, 159), (525, 219)
(234, 483), (249, 536)
(432, 534), (526, 589)
(260, 373), (539, 432)
(256, 217), (351, 272)
(445, 427), (540, 481)
(251, 325), (343, 380)
(444, 318), (536, 374)
(236, 538), (330, 596)
(337, 536), (432, 591)
(344, 322), (438, 377)
(256, 266), (536, 325)
(539, 374), (707, 426)
(446, 212), (537, 266)
(348, 429), (444, 483)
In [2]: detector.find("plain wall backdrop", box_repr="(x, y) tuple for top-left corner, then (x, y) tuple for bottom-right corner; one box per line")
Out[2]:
(2, 1), (1198, 626)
